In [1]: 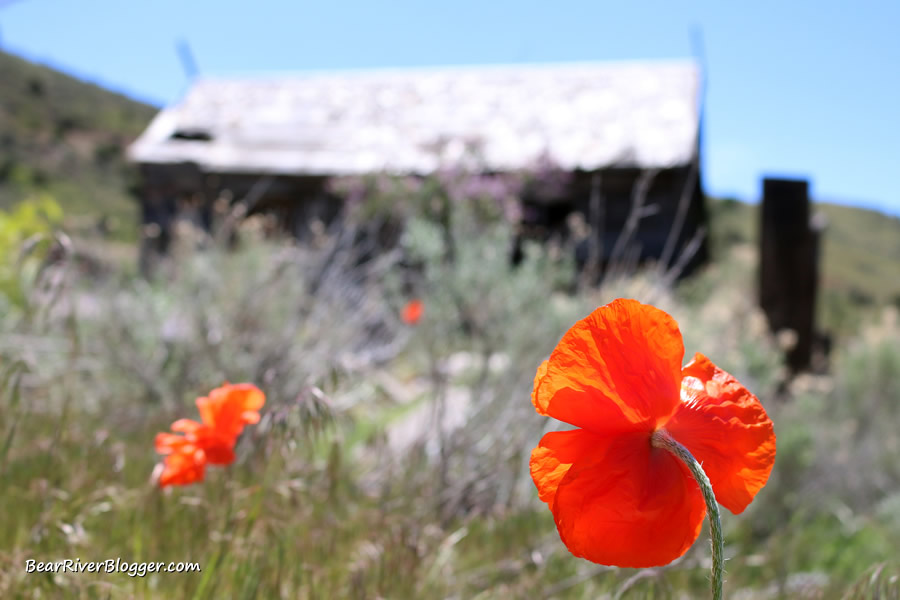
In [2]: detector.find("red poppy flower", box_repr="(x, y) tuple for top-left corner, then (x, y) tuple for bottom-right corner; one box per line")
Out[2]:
(402, 299), (424, 325)
(530, 299), (775, 568)
(154, 383), (266, 488)
(157, 445), (207, 487)
(155, 420), (235, 465)
(195, 383), (266, 440)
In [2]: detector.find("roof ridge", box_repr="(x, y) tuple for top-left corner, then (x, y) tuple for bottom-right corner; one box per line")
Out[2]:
(192, 59), (700, 82)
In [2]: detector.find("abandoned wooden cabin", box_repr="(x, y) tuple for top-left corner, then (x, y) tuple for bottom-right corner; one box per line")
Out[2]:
(127, 60), (709, 275)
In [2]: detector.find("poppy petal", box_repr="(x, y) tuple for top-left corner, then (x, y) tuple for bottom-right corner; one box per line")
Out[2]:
(170, 418), (203, 433)
(155, 432), (192, 455)
(201, 442), (236, 465)
(158, 449), (206, 487)
(402, 299), (424, 324)
(228, 384), (266, 412)
(240, 411), (261, 425)
(195, 396), (216, 427)
(196, 384), (265, 434)
(665, 353), (776, 515)
(530, 429), (599, 506)
(189, 427), (237, 464)
(533, 299), (685, 433)
(536, 428), (706, 568)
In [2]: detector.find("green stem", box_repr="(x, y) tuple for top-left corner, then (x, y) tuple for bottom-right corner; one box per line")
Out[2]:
(652, 429), (724, 600)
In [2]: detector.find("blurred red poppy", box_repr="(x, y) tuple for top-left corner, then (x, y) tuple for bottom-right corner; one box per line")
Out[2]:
(402, 299), (424, 325)
(157, 445), (207, 487)
(530, 299), (775, 568)
(154, 383), (266, 488)
(195, 383), (266, 440)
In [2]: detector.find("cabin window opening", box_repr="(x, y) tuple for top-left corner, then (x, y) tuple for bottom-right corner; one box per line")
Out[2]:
(171, 129), (213, 142)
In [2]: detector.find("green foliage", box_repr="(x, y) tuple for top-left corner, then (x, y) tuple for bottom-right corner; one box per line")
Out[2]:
(0, 50), (156, 242)
(0, 194), (62, 247)
(706, 195), (755, 254)
(0, 194), (63, 305)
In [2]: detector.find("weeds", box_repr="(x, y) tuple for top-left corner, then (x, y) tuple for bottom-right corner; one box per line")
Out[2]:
(1, 176), (898, 599)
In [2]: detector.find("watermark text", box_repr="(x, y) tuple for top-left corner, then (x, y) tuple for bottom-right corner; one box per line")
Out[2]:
(25, 559), (200, 578)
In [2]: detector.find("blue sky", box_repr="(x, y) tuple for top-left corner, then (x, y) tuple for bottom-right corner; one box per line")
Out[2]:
(2, 0), (898, 214)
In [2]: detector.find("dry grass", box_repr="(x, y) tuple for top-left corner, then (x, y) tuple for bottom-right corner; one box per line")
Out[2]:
(1, 191), (899, 599)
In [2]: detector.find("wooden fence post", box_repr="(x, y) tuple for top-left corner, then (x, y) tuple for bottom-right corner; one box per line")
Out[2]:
(759, 177), (821, 372)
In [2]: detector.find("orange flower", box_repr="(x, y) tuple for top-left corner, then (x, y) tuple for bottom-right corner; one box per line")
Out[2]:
(155, 420), (235, 465)
(530, 299), (775, 568)
(401, 299), (424, 325)
(194, 383), (266, 440)
(157, 446), (207, 487)
(154, 383), (266, 488)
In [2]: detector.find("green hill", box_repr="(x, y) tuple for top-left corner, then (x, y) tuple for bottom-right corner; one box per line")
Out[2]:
(0, 50), (157, 240)
(708, 196), (900, 335)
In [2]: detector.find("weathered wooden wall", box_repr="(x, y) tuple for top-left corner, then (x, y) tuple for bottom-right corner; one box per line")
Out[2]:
(135, 164), (709, 282)
(136, 164), (340, 272)
(517, 166), (709, 280)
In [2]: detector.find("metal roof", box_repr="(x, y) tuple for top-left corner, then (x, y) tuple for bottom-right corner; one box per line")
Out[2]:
(128, 60), (700, 176)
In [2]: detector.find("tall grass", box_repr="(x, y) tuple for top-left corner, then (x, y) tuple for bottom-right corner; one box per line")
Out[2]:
(1, 179), (898, 599)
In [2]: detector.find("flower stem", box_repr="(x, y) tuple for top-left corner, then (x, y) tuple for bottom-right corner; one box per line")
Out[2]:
(651, 429), (724, 600)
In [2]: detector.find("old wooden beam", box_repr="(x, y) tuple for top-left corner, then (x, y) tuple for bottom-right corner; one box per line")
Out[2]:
(759, 177), (821, 372)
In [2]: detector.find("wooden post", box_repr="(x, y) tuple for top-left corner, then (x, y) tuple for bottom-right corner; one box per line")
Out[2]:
(759, 177), (820, 372)
(138, 184), (176, 277)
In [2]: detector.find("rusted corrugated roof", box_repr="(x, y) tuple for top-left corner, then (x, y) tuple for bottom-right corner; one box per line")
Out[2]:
(128, 60), (700, 175)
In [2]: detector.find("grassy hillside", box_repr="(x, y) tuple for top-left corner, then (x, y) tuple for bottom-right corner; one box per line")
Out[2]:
(0, 50), (157, 240)
(707, 197), (900, 335)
